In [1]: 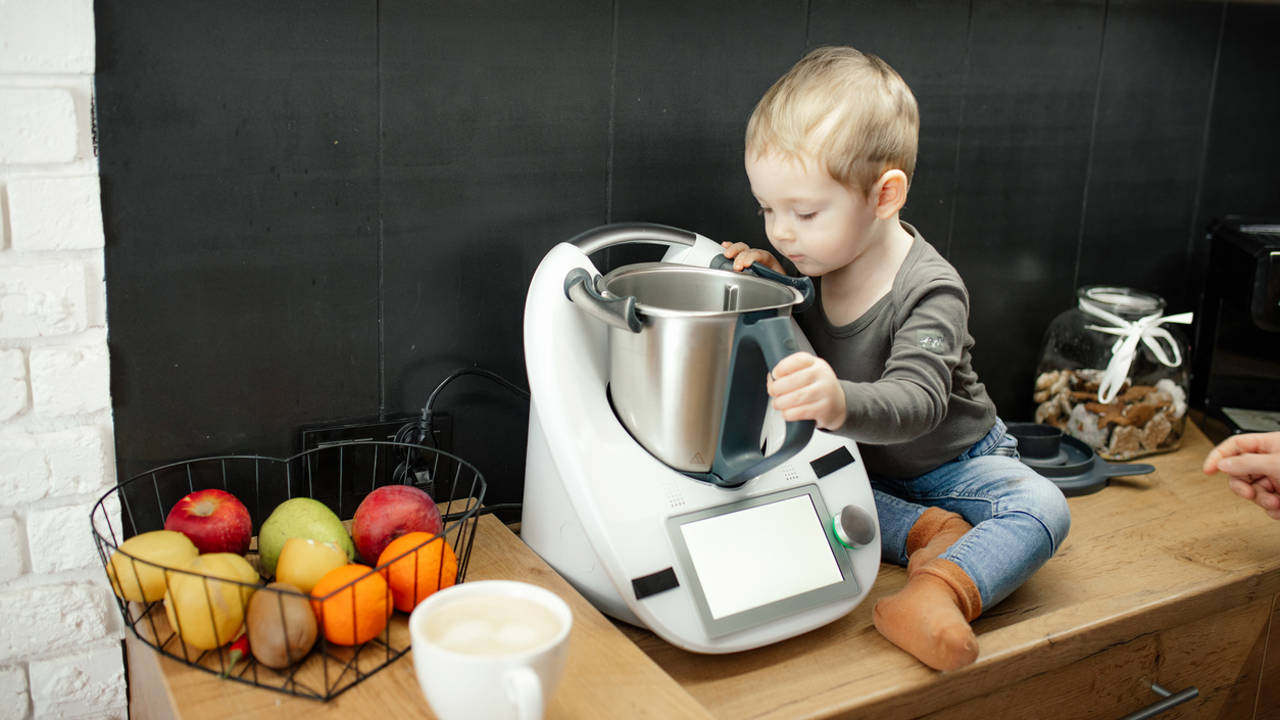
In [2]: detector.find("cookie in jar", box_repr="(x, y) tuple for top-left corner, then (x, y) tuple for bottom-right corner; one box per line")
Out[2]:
(1032, 286), (1193, 461)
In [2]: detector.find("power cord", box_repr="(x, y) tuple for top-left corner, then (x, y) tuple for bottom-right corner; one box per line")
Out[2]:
(413, 367), (530, 449)
(392, 366), (531, 515)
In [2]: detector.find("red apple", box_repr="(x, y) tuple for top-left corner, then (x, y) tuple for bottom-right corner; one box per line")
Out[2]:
(351, 485), (443, 564)
(164, 489), (253, 555)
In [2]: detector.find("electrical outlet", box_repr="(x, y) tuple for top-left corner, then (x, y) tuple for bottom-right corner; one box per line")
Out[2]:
(298, 412), (452, 454)
(295, 413), (456, 517)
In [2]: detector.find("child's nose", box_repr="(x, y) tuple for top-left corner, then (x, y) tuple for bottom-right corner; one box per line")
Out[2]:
(769, 215), (794, 244)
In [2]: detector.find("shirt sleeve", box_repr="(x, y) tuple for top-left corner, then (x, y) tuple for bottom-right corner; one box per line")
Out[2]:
(837, 281), (969, 444)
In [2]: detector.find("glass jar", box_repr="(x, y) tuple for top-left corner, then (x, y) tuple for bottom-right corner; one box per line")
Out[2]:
(1032, 286), (1193, 460)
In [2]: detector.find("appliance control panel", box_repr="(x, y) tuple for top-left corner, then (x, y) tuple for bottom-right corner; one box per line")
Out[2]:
(662, 482), (861, 639)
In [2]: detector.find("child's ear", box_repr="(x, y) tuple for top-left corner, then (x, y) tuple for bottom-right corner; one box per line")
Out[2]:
(872, 169), (909, 219)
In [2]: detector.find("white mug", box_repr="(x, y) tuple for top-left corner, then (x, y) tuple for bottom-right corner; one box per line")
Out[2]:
(409, 580), (572, 720)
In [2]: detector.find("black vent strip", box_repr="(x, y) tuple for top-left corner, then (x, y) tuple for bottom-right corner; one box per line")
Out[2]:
(810, 446), (856, 479)
(632, 567), (679, 600)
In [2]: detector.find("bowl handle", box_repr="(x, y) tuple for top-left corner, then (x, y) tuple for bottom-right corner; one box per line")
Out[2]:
(703, 312), (815, 488)
(1101, 462), (1156, 478)
(710, 255), (815, 312)
(563, 268), (641, 333)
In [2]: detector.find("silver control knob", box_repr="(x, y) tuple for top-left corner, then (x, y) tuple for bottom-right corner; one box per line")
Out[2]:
(833, 504), (877, 548)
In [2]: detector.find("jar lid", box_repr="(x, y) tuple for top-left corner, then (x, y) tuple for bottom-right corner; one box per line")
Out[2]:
(1076, 285), (1165, 320)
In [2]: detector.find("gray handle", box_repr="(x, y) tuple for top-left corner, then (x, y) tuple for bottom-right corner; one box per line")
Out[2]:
(708, 313), (814, 488)
(711, 254), (814, 312)
(1102, 462), (1156, 478)
(569, 222), (696, 256)
(564, 268), (641, 333)
(1117, 682), (1198, 720)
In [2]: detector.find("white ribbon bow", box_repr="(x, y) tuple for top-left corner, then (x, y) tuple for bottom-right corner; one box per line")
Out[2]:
(1079, 300), (1193, 404)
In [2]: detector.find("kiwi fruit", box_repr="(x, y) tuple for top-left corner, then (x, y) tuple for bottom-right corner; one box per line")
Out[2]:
(246, 581), (318, 668)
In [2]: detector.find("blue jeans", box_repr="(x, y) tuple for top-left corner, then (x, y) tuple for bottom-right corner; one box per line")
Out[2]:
(870, 418), (1071, 611)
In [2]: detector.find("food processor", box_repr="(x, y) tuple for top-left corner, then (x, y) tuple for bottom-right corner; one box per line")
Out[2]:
(520, 222), (880, 653)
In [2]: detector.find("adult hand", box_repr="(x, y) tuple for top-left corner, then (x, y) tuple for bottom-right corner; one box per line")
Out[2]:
(720, 241), (784, 273)
(1203, 431), (1280, 520)
(766, 352), (846, 431)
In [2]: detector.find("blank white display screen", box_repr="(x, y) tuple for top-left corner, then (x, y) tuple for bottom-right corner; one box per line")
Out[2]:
(678, 495), (843, 619)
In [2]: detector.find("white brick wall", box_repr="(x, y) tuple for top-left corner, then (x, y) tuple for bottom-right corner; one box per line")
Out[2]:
(0, 2), (126, 719)
(29, 647), (125, 720)
(30, 338), (111, 415)
(0, 88), (78, 165)
(0, 666), (31, 720)
(9, 176), (105, 251)
(0, 264), (90, 338)
(0, 350), (29, 421)
(0, 0), (95, 75)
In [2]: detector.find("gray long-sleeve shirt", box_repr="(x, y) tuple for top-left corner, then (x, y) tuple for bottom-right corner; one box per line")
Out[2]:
(796, 223), (996, 479)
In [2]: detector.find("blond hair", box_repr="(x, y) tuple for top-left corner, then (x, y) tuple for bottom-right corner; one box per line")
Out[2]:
(746, 46), (919, 196)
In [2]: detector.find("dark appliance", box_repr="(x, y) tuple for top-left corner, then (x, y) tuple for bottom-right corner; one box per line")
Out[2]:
(1190, 217), (1280, 440)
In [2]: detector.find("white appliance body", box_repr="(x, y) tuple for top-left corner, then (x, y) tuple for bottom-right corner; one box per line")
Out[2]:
(521, 233), (880, 653)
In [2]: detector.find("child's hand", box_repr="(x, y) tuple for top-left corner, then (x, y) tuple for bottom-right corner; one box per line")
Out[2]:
(766, 352), (847, 431)
(1203, 431), (1280, 520)
(720, 241), (784, 273)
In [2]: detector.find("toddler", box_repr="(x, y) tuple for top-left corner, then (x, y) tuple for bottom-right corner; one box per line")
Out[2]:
(721, 46), (1071, 671)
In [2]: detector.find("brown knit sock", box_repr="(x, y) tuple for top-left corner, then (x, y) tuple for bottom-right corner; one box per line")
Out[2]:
(872, 558), (982, 671)
(905, 507), (973, 577)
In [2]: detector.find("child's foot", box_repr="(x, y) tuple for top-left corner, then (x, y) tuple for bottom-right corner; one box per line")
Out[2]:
(906, 508), (972, 576)
(872, 559), (981, 671)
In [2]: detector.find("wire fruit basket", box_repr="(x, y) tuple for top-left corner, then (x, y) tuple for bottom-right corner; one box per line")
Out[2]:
(91, 440), (485, 701)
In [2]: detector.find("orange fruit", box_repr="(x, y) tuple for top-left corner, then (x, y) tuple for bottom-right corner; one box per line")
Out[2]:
(309, 564), (392, 645)
(377, 532), (458, 613)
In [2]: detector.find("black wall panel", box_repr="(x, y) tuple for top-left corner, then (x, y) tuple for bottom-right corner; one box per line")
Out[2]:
(378, 0), (614, 507)
(98, 1), (381, 479)
(949, 0), (1105, 419)
(98, 1), (1279, 502)
(1077, 0), (1221, 315)
(1196, 3), (1280, 244)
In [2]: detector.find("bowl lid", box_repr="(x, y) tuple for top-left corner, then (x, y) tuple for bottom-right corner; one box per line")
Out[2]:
(1007, 422), (1155, 496)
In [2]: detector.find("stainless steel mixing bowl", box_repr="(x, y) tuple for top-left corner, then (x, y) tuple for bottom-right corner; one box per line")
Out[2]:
(594, 262), (804, 473)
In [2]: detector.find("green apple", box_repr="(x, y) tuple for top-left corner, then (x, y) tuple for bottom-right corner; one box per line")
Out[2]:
(257, 498), (354, 577)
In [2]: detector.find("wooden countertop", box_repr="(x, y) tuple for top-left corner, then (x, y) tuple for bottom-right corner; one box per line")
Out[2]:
(130, 422), (1280, 719)
(127, 512), (714, 719)
(615, 422), (1280, 719)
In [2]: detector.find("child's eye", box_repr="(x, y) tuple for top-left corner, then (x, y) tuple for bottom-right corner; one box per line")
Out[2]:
(796, 211), (817, 221)
(756, 207), (772, 216)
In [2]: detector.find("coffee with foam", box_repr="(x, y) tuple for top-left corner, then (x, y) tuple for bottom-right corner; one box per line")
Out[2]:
(411, 581), (572, 720)
(423, 594), (562, 656)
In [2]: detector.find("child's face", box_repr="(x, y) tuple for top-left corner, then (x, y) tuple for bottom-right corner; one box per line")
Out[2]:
(745, 151), (878, 277)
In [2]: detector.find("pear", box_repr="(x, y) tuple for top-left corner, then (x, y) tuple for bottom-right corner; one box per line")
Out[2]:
(257, 498), (354, 577)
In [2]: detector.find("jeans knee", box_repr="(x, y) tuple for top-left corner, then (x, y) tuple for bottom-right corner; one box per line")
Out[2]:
(1032, 482), (1071, 552)
(1004, 478), (1071, 554)
(1041, 489), (1071, 552)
